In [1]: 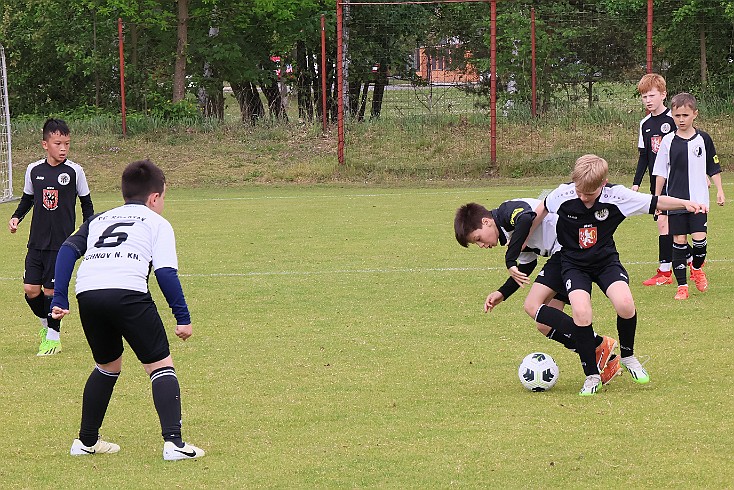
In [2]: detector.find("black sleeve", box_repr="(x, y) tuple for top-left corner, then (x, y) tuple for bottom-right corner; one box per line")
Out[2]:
(633, 147), (647, 187)
(496, 259), (537, 300)
(79, 194), (94, 222)
(504, 212), (535, 269)
(11, 193), (34, 222)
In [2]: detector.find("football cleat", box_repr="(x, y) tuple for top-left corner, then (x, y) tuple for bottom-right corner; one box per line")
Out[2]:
(674, 285), (689, 301)
(595, 335), (617, 372)
(579, 374), (602, 396)
(37, 338), (61, 356)
(621, 355), (650, 384)
(600, 354), (622, 385)
(163, 441), (205, 461)
(691, 267), (708, 292)
(642, 269), (673, 286)
(70, 437), (120, 455)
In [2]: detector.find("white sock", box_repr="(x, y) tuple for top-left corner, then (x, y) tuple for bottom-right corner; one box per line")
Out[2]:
(46, 328), (60, 341)
(659, 263), (672, 273)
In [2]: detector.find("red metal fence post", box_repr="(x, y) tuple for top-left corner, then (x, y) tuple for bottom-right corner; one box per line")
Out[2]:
(336, 3), (345, 165)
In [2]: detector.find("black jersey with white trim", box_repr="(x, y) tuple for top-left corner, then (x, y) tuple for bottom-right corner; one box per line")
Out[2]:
(12, 159), (92, 250)
(544, 183), (656, 267)
(634, 109), (676, 190)
(492, 198), (560, 268)
(652, 129), (721, 214)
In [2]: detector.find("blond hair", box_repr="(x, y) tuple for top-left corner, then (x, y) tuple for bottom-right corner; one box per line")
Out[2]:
(637, 73), (666, 95)
(572, 154), (608, 192)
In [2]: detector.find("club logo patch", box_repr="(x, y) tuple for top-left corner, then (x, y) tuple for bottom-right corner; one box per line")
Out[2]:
(651, 135), (662, 153)
(661, 123), (671, 134)
(578, 226), (597, 248)
(594, 208), (609, 221)
(57, 173), (71, 185)
(694, 145), (703, 157)
(43, 189), (58, 211)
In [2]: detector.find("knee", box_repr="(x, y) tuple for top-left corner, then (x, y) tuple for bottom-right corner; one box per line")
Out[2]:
(23, 284), (41, 298)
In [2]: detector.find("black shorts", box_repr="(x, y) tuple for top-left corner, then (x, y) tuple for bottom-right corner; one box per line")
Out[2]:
(668, 212), (708, 236)
(24, 249), (58, 289)
(534, 253), (569, 304)
(76, 289), (171, 365)
(561, 258), (629, 296)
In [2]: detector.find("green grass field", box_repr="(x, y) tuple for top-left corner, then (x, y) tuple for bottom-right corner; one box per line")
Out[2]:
(1, 183), (733, 488)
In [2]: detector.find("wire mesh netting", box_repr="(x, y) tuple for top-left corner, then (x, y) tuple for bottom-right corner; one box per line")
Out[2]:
(0, 45), (13, 202)
(339, 0), (733, 179)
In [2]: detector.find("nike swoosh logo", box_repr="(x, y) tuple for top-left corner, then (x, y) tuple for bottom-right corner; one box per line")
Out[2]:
(175, 449), (197, 457)
(80, 448), (95, 454)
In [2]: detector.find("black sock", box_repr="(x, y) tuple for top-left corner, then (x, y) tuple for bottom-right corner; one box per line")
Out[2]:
(43, 295), (61, 332)
(151, 367), (183, 446)
(659, 234), (673, 265)
(79, 366), (119, 447)
(574, 323), (598, 376)
(25, 293), (46, 319)
(672, 242), (688, 286)
(535, 305), (575, 337)
(546, 328), (576, 350)
(692, 238), (707, 269)
(617, 313), (637, 359)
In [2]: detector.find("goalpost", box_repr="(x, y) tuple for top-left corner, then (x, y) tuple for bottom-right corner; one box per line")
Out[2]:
(0, 44), (13, 203)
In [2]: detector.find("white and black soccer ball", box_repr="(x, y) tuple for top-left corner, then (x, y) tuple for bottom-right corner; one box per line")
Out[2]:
(518, 352), (559, 392)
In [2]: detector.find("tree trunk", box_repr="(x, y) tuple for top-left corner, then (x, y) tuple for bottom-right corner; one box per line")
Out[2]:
(172, 0), (188, 103)
(699, 21), (707, 88)
(296, 41), (314, 121)
(261, 79), (287, 121)
(231, 81), (264, 125)
(370, 61), (388, 120)
(357, 82), (369, 121)
(198, 26), (224, 120)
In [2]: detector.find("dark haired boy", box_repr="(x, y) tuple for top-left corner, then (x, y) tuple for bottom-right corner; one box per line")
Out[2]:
(51, 159), (204, 460)
(8, 118), (94, 355)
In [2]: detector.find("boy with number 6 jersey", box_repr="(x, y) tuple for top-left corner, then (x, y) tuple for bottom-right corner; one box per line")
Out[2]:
(51, 159), (204, 461)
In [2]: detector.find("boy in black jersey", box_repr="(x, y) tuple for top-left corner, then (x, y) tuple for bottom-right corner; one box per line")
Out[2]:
(652, 93), (725, 300)
(537, 154), (707, 395)
(8, 119), (94, 356)
(454, 199), (621, 385)
(632, 74), (678, 286)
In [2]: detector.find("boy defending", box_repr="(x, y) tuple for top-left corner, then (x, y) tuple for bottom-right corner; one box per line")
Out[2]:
(51, 159), (204, 460)
(652, 92), (725, 300)
(8, 118), (94, 355)
(454, 199), (620, 384)
(539, 154), (707, 395)
(631, 74), (678, 286)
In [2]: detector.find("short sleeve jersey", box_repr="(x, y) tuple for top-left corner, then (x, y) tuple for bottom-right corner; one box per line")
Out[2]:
(652, 129), (722, 213)
(21, 159), (91, 250)
(64, 203), (179, 295)
(634, 110), (676, 190)
(544, 183), (656, 267)
(493, 198), (561, 265)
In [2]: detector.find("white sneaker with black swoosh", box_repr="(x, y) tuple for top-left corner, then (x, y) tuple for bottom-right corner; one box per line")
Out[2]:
(70, 437), (120, 455)
(163, 441), (205, 461)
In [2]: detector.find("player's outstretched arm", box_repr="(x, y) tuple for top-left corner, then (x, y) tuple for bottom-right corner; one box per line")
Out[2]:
(656, 195), (709, 213)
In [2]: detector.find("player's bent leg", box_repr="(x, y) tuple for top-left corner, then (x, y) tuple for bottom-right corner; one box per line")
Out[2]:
(621, 355), (650, 384)
(605, 281), (636, 320)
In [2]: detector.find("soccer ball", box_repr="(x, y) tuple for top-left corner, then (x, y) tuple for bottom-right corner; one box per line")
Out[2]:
(518, 352), (559, 392)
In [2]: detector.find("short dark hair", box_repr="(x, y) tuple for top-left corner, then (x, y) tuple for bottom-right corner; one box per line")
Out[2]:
(121, 159), (166, 203)
(454, 202), (492, 247)
(42, 118), (70, 140)
(671, 92), (698, 111)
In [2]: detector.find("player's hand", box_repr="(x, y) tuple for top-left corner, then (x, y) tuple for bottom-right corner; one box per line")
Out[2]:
(51, 306), (69, 320)
(631, 185), (640, 192)
(484, 291), (504, 313)
(717, 191), (725, 206)
(508, 266), (530, 287)
(686, 201), (709, 214)
(175, 323), (193, 340)
(8, 217), (18, 233)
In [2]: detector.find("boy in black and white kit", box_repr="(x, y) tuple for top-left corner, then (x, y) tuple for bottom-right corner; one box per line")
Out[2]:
(51, 159), (204, 460)
(537, 154), (707, 395)
(8, 118), (94, 356)
(653, 92), (725, 300)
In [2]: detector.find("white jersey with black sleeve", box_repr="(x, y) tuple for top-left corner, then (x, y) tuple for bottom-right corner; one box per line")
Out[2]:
(70, 203), (179, 295)
(544, 183), (657, 267)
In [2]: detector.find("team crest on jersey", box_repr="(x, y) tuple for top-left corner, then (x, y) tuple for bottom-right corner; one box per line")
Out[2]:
(661, 123), (671, 134)
(651, 135), (662, 153)
(694, 145), (703, 157)
(43, 189), (58, 211)
(594, 208), (609, 221)
(57, 173), (71, 185)
(578, 226), (597, 248)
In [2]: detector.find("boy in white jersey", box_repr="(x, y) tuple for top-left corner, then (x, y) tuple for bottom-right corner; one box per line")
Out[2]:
(454, 199), (621, 385)
(538, 154), (707, 395)
(51, 159), (204, 461)
(653, 92), (725, 300)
